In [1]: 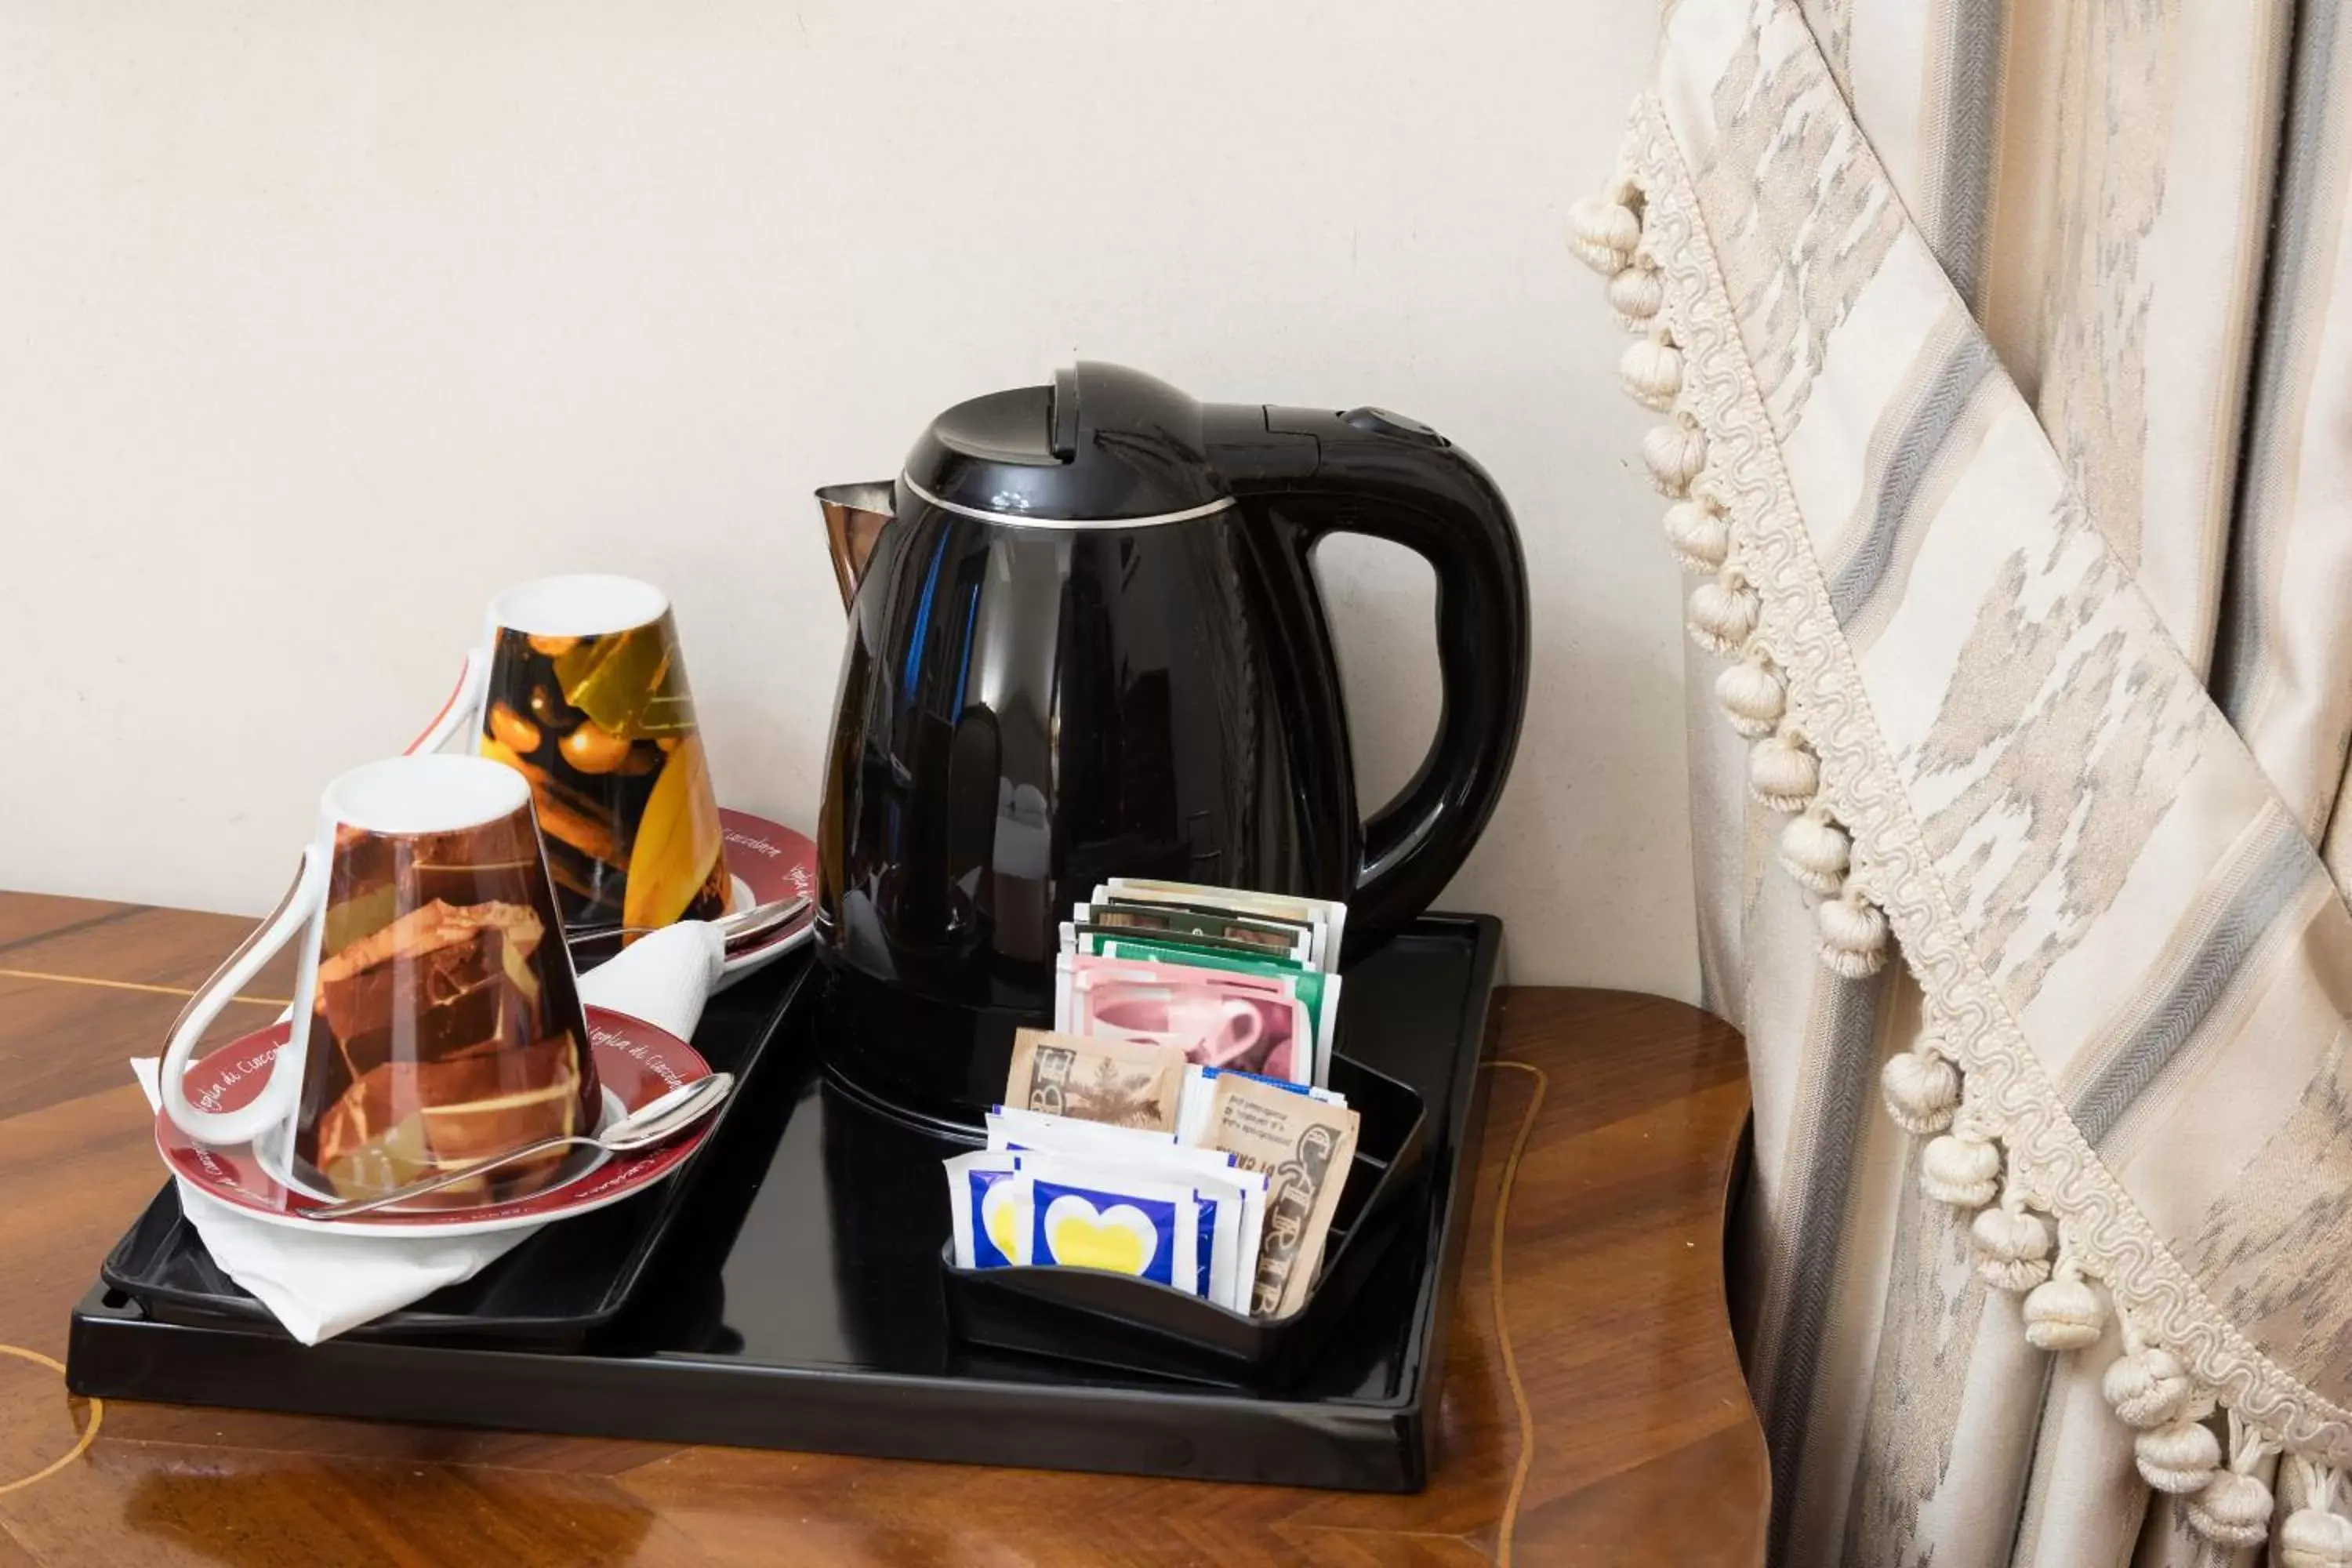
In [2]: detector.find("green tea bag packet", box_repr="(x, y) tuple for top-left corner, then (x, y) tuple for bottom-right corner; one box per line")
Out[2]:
(1070, 899), (1316, 964)
(1062, 920), (1306, 968)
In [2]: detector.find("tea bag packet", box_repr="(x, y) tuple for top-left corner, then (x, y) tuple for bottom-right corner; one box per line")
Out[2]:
(1200, 1070), (1361, 1316)
(988, 1105), (1236, 1177)
(1189, 1167), (1267, 1310)
(1054, 953), (1312, 1085)
(978, 878), (1359, 1316)
(1004, 1028), (1186, 1131)
(1098, 879), (1346, 972)
(1065, 902), (1316, 964)
(1020, 1156), (1201, 1295)
(1175, 1064), (1348, 1147)
(1062, 922), (1311, 974)
(945, 1151), (1031, 1269)
(1083, 935), (1343, 1087)
(986, 1104), (1174, 1155)
(979, 1103), (1268, 1310)
(1070, 923), (1311, 971)
(952, 1149), (1206, 1294)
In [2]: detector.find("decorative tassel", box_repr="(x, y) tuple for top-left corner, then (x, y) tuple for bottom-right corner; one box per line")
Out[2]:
(2281, 1460), (2352, 1568)
(1687, 572), (1759, 655)
(1817, 889), (1889, 978)
(2020, 1254), (2106, 1351)
(1607, 260), (1664, 328)
(1568, 190), (1642, 274)
(1570, 230), (1627, 276)
(1919, 1131), (2001, 1207)
(2287, 1512), (2352, 1568)
(1619, 330), (1683, 412)
(1663, 497), (1730, 573)
(2186, 1411), (2274, 1549)
(1780, 808), (1851, 894)
(2136, 1417), (2222, 1495)
(1642, 418), (1708, 497)
(1970, 1192), (2053, 1291)
(1716, 657), (1784, 739)
(2190, 1471), (2276, 1549)
(1748, 731), (1818, 812)
(1878, 1044), (1957, 1135)
(2103, 1334), (2192, 1428)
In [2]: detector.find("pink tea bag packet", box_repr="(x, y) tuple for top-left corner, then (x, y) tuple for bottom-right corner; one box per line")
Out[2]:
(1054, 953), (1312, 1085)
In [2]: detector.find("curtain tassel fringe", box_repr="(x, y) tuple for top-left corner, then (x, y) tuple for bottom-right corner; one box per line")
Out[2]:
(2283, 1460), (2352, 1566)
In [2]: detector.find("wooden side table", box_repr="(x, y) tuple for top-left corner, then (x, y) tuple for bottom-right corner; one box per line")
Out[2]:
(0, 891), (1766, 1565)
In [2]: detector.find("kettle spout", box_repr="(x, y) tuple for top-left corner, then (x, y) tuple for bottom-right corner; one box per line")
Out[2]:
(816, 481), (896, 611)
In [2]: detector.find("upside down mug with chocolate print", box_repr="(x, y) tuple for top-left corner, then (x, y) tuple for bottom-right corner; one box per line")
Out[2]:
(158, 754), (601, 1209)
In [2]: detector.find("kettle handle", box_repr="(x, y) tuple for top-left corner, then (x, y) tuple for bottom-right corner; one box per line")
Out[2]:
(1216, 406), (1531, 955)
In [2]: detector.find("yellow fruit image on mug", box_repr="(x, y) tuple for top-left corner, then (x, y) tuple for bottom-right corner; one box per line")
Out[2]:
(411, 577), (732, 939)
(477, 613), (728, 935)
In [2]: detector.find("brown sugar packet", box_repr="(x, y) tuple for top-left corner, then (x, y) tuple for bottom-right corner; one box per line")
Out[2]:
(1203, 1071), (1360, 1316)
(1004, 1028), (1188, 1133)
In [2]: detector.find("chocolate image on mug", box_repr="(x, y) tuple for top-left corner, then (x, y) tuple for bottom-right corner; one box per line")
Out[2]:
(156, 756), (608, 1210)
(292, 803), (600, 1206)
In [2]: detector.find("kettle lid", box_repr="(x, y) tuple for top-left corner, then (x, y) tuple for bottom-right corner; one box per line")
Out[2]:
(901, 362), (1231, 524)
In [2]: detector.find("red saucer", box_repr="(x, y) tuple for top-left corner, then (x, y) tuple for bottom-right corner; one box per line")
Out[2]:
(717, 808), (816, 985)
(157, 1007), (715, 1236)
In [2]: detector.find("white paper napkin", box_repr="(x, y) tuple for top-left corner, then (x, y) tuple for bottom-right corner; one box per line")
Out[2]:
(576, 919), (728, 1036)
(132, 920), (728, 1346)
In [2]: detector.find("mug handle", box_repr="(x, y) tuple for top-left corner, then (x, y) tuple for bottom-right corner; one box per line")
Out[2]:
(158, 846), (328, 1146)
(1214, 1000), (1264, 1062)
(407, 648), (488, 756)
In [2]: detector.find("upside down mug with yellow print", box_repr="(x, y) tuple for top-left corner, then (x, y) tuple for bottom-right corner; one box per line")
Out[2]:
(414, 574), (729, 938)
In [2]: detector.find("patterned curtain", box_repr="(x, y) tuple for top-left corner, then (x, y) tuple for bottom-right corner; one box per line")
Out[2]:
(1573, 2), (2352, 1563)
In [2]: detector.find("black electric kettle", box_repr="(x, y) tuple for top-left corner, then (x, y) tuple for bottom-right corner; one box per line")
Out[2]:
(812, 362), (1528, 1118)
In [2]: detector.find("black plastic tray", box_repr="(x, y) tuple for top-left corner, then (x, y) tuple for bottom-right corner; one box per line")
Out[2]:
(940, 1051), (1427, 1388)
(94, 956), (808, 1350)
(67, 914), (1501, 1493)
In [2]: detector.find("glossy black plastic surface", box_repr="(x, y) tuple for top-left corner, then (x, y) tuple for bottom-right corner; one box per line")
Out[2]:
(817, 363), (1528, 1118)
(816, 489), (1360, 1033)
(70, 916), (1501, 1494)
(96, 961), (805, 1350)
(1224, 402), (1532, 949)
(902, 364), (1232, 522)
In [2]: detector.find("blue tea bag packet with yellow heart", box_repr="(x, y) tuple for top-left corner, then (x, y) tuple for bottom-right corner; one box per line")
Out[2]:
(944, 1150), (1031, 1269)
(1190, 1167), (1267, 1309)
(1022, 1159), (1200, 1294)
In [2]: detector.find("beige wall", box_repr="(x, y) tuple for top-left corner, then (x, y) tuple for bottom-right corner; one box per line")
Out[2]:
(0, 0), (1693, 997)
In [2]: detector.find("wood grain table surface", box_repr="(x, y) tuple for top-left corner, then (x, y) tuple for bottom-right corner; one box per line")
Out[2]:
(0, 891), (1765, 1566)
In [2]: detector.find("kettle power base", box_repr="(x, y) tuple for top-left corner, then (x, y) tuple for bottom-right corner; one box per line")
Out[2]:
(67, 915), (1502, 1494)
